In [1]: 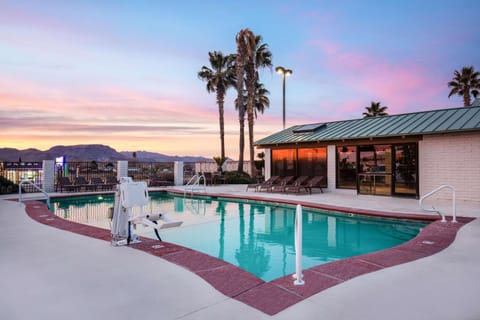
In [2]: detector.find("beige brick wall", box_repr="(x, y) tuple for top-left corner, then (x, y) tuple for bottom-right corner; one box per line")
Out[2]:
(419, 132), (480, 201)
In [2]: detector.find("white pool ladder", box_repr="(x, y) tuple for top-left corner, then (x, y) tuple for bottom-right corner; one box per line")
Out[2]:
(419, 185), (457, 223)
(18, 178), (51, 209)
(184, 174), (206, 196)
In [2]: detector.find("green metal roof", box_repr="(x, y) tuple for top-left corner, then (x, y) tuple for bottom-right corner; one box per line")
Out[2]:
(255, 106), (480, 146)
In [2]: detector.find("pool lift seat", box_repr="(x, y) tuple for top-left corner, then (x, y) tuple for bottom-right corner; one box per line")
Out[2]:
(111, 177), (182, 246)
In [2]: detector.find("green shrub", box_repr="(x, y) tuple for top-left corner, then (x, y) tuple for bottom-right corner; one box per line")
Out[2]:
(0, 176), (19, 194)
(223, 171), (254, 184)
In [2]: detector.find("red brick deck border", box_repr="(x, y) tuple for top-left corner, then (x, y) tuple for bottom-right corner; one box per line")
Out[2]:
(22, 198), (474, 315)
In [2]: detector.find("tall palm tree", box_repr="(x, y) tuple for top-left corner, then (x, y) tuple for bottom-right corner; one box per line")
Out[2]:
(235, 29), (256, 173)
(448, 66), (480, 107)
(246, 35), (272, 176)
(198, 51), (236, 162)
(363, 101), (389, 118)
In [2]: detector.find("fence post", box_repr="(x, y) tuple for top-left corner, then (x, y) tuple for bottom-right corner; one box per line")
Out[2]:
(117, 161), (128, 181)
(42, 160), (55, 192)
(174, 161), (184, 186)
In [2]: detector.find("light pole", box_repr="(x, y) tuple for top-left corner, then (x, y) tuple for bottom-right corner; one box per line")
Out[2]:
(276, 66), (292, 129)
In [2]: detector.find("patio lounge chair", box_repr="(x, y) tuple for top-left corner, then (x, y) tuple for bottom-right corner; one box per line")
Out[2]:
(104, 176), (118, 190)
(270, 176), (295, 192)
(284, 176), (311, 194)
(90, 177), (106, 191)
(74, 176), (94, 191)
(254, 176), (281, 192)
(304, 176), (325, 194)
(246, 176), (278, 192)
(56, 177), (77, 192)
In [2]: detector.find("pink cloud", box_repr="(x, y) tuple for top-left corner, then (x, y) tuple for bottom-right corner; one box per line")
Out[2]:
(309, 39), (445, 114)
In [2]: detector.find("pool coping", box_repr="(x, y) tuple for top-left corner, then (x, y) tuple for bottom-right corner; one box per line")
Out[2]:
(21, 195), (474, 316)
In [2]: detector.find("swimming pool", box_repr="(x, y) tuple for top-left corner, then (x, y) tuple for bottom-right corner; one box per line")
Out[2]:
(50, 192), (427, 281)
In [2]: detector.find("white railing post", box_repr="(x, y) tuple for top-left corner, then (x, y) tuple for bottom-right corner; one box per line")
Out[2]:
(419, 184), (457, 223)
(293, 204), (304, 286)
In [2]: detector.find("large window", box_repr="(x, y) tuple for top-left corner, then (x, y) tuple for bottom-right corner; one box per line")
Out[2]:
(271, 149), (296, 177)
(337, 146), (357, 189)
(298, 147), (327, 178)
(271, 147), (327, 180)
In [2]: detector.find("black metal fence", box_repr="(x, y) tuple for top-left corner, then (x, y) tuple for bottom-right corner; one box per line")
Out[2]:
(0, 161), (43, 193)
(1, 160), (236, 193)
(126, 161), (174, 185)
(55, 161), (117, 181)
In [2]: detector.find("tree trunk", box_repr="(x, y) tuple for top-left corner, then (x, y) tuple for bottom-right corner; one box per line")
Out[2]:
(464, 90), (471, 107)
(216, 87), (226, 161)
(238, 108), (245, 172)
(247, 86), (255, 177)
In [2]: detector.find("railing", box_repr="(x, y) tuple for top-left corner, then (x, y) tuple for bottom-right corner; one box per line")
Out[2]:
(184, 174), (206, 197)
(293, 204), (304, 285)
(1, 161), (43, 193)
(18, 178), (51, 209)
(419, 185), (457, 223)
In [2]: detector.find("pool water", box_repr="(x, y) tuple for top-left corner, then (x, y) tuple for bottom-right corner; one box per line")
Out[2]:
(50, 193), (427, 281)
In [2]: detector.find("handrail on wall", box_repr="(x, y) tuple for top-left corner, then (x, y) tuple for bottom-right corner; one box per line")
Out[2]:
(419, 185), (457, 223)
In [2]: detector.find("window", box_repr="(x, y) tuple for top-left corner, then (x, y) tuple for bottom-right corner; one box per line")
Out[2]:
(337, 146), (357, 189)
(271, 147), (327, 181)
(297, 147), (327, 178)
(271, 149), (296, 177)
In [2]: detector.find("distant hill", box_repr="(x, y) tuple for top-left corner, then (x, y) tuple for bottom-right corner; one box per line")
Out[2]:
(0, 144), (212, 162)
(120, 151), (212, 163)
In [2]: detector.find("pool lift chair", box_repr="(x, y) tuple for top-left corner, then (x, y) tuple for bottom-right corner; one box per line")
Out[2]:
(111, 177), (182, 246)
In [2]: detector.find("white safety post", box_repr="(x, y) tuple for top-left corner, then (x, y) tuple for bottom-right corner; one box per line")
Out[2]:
(293, 204), (305, 286)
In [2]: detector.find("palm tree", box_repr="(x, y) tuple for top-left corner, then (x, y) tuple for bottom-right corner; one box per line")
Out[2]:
(363, 101), (389, 118)
(235, 29), (256, 173)
(235, 82), (270, 115)
(448, 66), (480, 107)
(198, 51), (236, 162)
(253, 82), (270, 118)
(246, 35), (272, 176)
(235, 81), (270, 176)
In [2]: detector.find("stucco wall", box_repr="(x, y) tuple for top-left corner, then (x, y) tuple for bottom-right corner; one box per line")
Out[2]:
(327, 145), (336, 191)
(419, 132), (480, 201)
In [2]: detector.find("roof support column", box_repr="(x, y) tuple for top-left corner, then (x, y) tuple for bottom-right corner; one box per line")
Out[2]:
(327, 144), (336, 191)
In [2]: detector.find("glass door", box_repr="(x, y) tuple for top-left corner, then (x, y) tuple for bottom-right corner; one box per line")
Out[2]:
(357, 145), (392, 195)
(392, 144), (418, 197)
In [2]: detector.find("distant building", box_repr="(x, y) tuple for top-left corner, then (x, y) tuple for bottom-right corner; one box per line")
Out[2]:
(255, 106), (480, 201)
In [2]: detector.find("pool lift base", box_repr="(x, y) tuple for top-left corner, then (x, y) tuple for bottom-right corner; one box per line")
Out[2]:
(111, 177), (182, 247)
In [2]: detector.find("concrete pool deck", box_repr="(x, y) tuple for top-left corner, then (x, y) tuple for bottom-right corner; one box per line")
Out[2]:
(1, 185), (479, 319)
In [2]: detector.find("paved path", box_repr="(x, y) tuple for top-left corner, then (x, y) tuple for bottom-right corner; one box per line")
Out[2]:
(1, 187), (479, 319)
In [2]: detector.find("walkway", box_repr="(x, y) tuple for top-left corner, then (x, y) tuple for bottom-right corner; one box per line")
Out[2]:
(0, 186), (479, 319)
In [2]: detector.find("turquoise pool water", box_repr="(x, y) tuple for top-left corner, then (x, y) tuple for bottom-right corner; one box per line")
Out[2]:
(50, 193), (427, 281)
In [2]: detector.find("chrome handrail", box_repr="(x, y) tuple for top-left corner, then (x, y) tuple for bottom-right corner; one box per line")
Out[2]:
(184, 174), (206, 197)
(419, 185), (456, 223)
(18, 178), (51, 209)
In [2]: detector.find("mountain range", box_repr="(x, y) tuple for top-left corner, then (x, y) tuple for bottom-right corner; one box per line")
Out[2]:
(0, 144), (212, 162)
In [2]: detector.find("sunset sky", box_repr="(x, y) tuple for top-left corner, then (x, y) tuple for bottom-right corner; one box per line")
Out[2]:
(1, 1), (479, 159)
